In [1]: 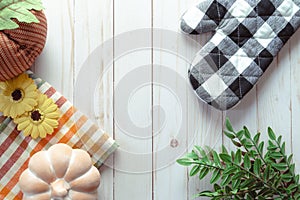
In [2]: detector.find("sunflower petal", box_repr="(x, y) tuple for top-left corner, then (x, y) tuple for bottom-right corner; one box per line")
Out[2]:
(38, 125), (47, 138)
(17, 120), (31, 131)
(31, 126), (39, 139)
(46, 112), (60, 119)
(42, 123), (54, 134)
(23, 126), (33, 137)
(44, 118), (59, 127)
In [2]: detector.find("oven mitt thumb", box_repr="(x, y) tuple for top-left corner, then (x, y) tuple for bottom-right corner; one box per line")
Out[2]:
(181, 0), (300, 110)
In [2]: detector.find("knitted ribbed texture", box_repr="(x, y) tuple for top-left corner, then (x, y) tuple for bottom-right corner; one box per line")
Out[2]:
(0, 10), (47, 81)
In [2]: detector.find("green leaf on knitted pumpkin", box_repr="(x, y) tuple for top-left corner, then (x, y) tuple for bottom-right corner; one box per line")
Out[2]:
(0, 0), (43, 30)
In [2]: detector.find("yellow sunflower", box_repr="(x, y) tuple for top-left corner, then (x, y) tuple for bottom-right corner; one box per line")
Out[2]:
(0, 73), (38, 118)
(14, 93), (60, 139)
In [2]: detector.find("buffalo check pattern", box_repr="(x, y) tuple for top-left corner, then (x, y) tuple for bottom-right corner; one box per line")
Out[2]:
(181, 0), (300, 110)
(0, 72), (118, 199)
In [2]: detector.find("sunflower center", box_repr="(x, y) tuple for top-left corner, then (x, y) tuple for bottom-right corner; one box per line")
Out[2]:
(11, 89), (23, 101)
(31, 110), (43, 121)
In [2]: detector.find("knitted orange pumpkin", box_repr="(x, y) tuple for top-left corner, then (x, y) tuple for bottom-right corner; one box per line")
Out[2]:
(0, 10), (47, 81)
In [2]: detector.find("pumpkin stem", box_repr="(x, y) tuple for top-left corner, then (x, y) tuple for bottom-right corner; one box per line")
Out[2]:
(50, 179), (70, 199)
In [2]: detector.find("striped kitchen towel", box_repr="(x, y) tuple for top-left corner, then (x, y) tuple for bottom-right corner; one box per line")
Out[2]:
(0, 72), (118, 199)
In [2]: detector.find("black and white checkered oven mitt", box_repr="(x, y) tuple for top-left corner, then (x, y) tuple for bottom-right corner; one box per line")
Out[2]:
(181, 0), (300, 110)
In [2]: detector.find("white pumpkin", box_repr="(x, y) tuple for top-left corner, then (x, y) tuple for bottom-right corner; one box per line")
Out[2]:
(19, 143), (101, 200)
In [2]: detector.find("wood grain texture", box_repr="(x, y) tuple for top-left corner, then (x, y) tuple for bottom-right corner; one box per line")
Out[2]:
(35, 0), (74, 101)
(113, 0), (152, 200)
(153, 1), (190, 200)
(33, 0), (300, 199)
(290, 29), (300, 174)
(74, 1), (114, 200)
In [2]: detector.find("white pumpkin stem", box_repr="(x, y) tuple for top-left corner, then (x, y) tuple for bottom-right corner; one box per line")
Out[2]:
(50, 179), (70, 199)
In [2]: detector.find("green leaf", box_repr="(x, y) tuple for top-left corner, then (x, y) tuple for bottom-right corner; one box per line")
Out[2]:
(236, 130), (244, 140)
(271, 163), (287, 171)
(268, 128), (276, 140)
(277, 135), (282, 144)
(281, 142), (286, 154)
(198, 167), (209, 180)
(232, 171), (244, 181)
(245, 143), (253, 149)
(263, 165), (271, 181)
(267, 145), (277, 151)
(258, 187), (273, 196)
(194, 145), (206, 157)
(253, 132), (261, 145)
(246, 194), (252, 200)
(268, 140), (276, 148)
(232, 140), (242, 147)
(224, 130), (235, 139)
(190, 165), (201, 176)
(225, 186), (232, 194)
(222, 145), (228, 154)
(234, 149), (242, 164)
(225, 118), (234, 132)
(185, 152), (198, 159)
(269, 152), (282, 159)
(219, 153), (232, 163)
(281, 174), (293, 182)
(295, 193), (300, 200)
(249, 150), (258, 158)
(232, 189), (238, 194)
(249, 191), (257, 198)
(232, 179), (241, 190)
(0, 0), (44, 30)
(210, 169), (221, 184)
(240, 179), (254, 188)
(254, 159), (261, 175)
(258, 196), (265, 200)
(243, 127), (251, 139)
(223, 166), (237, 175)
(214, 184), (221, 192)
(290, 163), (295, 173)
(221, 174), (231, 186)
(288, 154), (293, 164)
(258, 141), (264, 155)
(295, 174), (299, 183)
(212, 151), (221, 167)
(274, 179), (282, 188)
(244, 154), (251, 170)
(287, 183), (298, 191)
(197, 191), (217, 197)
(176, 158), (194, 166)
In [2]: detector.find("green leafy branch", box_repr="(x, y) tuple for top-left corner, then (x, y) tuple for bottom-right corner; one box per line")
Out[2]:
(177, 118), (300, 200)
(0, 0), (43, 30)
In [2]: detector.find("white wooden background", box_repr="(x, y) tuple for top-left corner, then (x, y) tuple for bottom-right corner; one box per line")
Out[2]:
(33, 0), (300, 199)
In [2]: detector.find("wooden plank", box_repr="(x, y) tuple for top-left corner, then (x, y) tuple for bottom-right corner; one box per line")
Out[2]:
(113, 0), (152, 199)
(34, 0), (74, 101)
(152, 1), (188, 200)
(73, 0), (114, 199)
(290, 29), (300, 174)
(151, 39), (190, 200)
(257, 41), (292, 153)
(152, 1), (204, 200)
(152, 1), (224, 199)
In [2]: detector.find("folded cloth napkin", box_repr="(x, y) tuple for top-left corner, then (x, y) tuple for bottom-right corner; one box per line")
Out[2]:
(0, 72), (118, 199)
